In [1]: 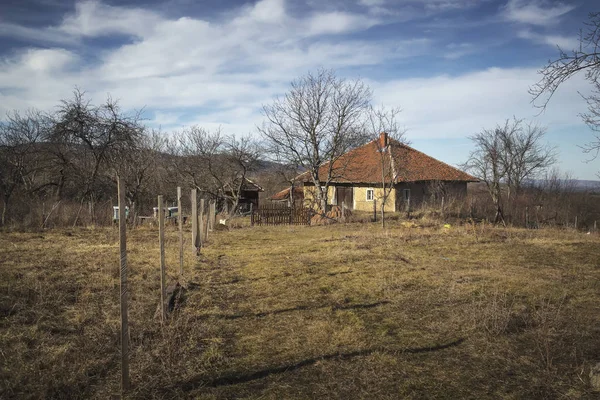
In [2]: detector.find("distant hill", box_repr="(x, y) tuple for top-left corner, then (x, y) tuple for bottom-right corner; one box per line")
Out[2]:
(572, 180), (600, 191)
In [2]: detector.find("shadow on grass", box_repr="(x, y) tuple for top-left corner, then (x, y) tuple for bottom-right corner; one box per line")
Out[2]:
(193, 301), (391, 321)
(172, 338), (465, 391)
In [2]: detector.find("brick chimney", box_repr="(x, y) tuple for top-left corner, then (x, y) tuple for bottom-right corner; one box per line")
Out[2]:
(379, 132), (388, 148)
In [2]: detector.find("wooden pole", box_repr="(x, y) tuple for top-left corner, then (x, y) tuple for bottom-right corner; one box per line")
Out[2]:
(373, 199), (377, 222)
(209, 201), (215, 231)
(117, 176), (130, 393)
(341, 201), (346, 223)
(204, 201), (209, 241)
(594, 220), (597, 233)
(191, 189), (198, 255)
(177, 187), (183, 275)
(441, 196), (445, 217)
(199, 198), (205, 247)
(525, 206), (529, 228)
(574, 215), (578, 230)
(158, 195), (167, 323)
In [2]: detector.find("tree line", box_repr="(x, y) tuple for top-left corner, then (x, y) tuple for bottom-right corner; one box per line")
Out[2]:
(0, 90), (269, 227)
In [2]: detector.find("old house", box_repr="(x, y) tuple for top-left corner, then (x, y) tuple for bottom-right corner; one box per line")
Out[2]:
(269, 186), (304, 206)
(221, 178), (263, 213)
(300, 132), (478, 212)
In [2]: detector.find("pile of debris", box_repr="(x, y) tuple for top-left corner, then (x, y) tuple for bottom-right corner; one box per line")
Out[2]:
(310, 206), (352, 226)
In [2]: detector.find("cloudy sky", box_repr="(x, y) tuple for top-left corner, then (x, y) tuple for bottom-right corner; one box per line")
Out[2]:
(0, 0), (598, 179)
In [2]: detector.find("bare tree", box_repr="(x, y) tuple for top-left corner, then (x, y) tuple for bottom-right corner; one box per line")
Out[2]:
(259, 69), (371, 212)
(50, 89), (143, 225)
(172, 126), (261, 215)
(464, 124), (508, 224)
(530, 12), (600, 169)
(499, 119), (557, 210)
(222, 134), (261, 214)
(0, 110), (49, 225)
(464, 119), (556, 224)
(365, 106), (407, 228)
(112, 129), (165, 222)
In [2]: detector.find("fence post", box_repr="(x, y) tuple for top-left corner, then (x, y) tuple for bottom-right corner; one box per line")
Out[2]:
(204, 201), (210, 241)
(342, 201), (346, 223)
(177, 187), (183, 275)
(574, 215), (578, 231)
(525, 206), (529, 229)
(594, 220), (597, 233)
(191, 189), (198, 256)
(158, 195), (167, 323)
(373, 199), (377, 222)
(250, 203), (254, 226)
(209, 201), (215, 231)
(441, 196), (445, 218)
(117, 176), (130, 394)
(199, 198), (205, 248)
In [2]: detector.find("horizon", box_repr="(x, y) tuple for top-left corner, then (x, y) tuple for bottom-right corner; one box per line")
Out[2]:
(1, 0), (599, 179)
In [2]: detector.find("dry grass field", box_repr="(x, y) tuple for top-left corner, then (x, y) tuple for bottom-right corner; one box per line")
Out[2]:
(1, 220), (599, 399)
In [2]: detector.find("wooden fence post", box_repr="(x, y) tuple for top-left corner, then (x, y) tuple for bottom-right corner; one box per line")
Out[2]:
(191, 189), (198, 255)
(574, 215), (578, 230)
(204, 201), (210, 240)
(209, 201), (215, 231)
(525, 206), (529, 228)
(177, 187), (183, 275)
(373, 199), (377, 222)
(158, 195), (167, 323)
(199, 198), (205, 247)
(594, 220), (597, 233)
(341, 201), (346, 223)
(250, 203), (254, 226)
(117, 176), (130, 393)
(441, 196), (445, 217)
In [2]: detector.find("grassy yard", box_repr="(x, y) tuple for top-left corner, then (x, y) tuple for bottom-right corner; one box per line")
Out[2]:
(1, 220), (599, 399)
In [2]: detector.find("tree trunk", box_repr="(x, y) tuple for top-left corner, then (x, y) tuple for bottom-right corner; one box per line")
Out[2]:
(73, 198), (85, 227)
(1, 198), (7, 227)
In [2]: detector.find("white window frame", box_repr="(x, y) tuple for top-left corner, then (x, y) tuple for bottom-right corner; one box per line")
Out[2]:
(366, 188), (374, 201)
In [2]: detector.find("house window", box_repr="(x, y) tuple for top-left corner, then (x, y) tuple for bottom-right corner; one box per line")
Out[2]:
(403, 189), (411, 201)
(366, 188), (374, 201)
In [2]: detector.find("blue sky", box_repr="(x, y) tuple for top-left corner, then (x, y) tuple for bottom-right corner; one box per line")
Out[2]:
(0, 0), (598, 179)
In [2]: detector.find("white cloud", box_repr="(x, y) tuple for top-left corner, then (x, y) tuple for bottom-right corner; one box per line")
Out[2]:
(503, 0), (575, 26)
(57, 0), (161, 38)
(518, 29), (578, 49)
(307, 12), (379, 35)
(247, 0), (287, 23)
(371, 67), (590, 140)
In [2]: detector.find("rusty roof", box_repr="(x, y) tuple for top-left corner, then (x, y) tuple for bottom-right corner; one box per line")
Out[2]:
(270, 186), (304, 201)
(298, 133), (478, 184)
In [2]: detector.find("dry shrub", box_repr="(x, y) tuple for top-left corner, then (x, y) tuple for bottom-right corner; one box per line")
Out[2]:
(469, 288), (528, 336)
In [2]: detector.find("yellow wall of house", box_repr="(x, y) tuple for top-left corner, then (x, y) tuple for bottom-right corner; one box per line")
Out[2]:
(303, 185), (396, 212)
(353, 186), (396, 212)
(303, 185), (337, 209)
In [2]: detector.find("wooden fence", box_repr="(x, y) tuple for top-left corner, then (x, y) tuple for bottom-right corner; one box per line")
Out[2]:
(251, 204), (313, 226)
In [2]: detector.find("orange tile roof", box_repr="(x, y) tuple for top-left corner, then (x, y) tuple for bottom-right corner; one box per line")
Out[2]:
(298, 133), (478, 184)
(270, 186), (304, 201)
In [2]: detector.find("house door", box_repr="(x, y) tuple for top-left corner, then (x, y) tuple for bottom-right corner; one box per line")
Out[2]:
(336, 187), (354, 209)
